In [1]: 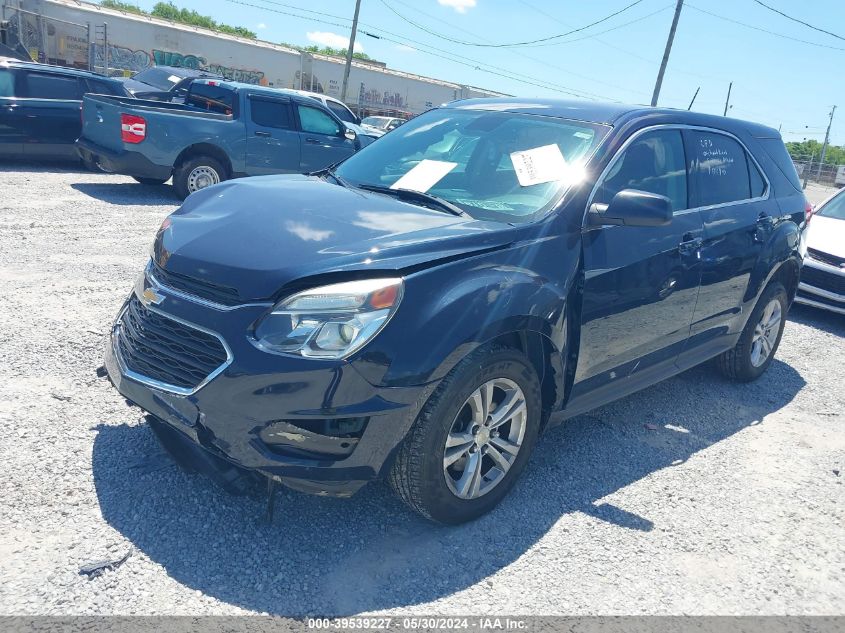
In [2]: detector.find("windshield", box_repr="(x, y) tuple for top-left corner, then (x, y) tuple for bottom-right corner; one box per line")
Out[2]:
(818, 189), (845, 220)
(362, 116), (391, 129)
(335, 108), (608, 223)
(133, 67), (181, 91)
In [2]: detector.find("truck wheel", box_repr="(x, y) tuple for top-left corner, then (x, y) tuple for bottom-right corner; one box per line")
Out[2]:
(132, 176), (168, 185)
(173, 155), (226, 199)
(716, 281), (787, 382)
(389, 346), (541, 524)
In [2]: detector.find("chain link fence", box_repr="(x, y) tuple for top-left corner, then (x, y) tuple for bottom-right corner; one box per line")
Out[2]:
(791, 154), (844, 188)
(2, 3), (91, 69)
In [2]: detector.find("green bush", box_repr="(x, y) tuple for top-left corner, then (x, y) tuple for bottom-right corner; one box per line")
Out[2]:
(100, 1), (257, 39)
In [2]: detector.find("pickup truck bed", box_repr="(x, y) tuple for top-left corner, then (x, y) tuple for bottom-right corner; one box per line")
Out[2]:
(77, 79), (361, 197)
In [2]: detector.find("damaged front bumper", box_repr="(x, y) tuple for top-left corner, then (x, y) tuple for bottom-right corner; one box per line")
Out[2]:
(104, 276), (434, 497)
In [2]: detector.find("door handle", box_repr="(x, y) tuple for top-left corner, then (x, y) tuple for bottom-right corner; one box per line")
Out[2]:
(305, 137), (321, 144)
(678, 234), (702, 254)
(254, 131), (271, 137)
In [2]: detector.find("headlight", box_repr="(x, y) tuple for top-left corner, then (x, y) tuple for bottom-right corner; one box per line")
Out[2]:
(253, 278), (403, 359)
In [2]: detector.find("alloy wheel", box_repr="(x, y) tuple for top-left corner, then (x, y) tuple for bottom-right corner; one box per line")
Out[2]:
(443, 378), (528, 500)
(750, 298), (782, 367)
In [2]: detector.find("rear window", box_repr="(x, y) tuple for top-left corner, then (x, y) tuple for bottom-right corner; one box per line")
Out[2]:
(0, 69), (15, 97)
(22, 72), (83, 100)
(186, 83), (236, 115)
(758, 137), (803, 192)
(689, 131), (752, 207)
(133, 67), (181, 91)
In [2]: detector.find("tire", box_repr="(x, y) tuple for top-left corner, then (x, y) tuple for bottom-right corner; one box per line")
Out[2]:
(716, 281), (788, 382)
(133, 176), (168, 185)
(173, 155), (226, 199)
(389, 345), (542, 524)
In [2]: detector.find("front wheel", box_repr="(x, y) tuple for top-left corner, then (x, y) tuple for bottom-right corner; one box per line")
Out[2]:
(173, 155), (226, 199)
(389, 346), (541, 524)
(716, 281), (788, 382)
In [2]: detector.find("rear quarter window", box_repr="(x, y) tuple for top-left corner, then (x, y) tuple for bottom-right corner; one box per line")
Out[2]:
(758, 137), (803, 192)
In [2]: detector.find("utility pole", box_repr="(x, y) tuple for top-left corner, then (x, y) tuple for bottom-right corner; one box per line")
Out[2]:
(723, 82), (732, 116)
(817, 105), (837, 179)
(651, 0), (684, 107)
(687, 86), (699, 110)
(340, 0), (362, 104)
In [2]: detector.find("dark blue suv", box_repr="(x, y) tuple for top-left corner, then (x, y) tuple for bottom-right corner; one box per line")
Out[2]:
(0, 60), (128, 163)
(104, 98), (807, 524)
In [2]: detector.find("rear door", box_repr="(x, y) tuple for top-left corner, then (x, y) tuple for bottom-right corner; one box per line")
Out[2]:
(683, 129), (771, 352)
(19, 70), (85, 158)
(571, 127), (704, 399)
(244, 94), (301, 175)
(294, 102), (356, 173)
(0, 68), (25, 157)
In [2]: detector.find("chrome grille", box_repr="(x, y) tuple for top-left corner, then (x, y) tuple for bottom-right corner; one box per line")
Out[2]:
(115, 295), (229, 391)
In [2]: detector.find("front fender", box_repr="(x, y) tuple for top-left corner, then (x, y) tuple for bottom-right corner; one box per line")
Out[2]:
(350, 235), (578, 389)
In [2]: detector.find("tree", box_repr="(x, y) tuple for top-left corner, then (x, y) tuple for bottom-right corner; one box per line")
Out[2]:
(786, 139), (845, 165)
(100, 1), (257, 39)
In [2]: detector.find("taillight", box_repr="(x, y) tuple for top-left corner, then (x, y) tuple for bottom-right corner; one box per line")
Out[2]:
(120, 113), (146, 144)
(804, 199), (814, 225)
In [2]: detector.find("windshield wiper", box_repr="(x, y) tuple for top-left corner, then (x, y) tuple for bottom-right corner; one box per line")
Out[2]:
(356, 184), (470, 218)
(308, 165), (348, 188)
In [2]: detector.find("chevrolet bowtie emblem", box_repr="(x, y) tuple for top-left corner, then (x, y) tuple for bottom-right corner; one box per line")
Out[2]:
(141, 287), (165, 307)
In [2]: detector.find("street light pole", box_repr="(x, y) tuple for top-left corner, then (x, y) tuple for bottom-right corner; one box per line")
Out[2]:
(651, 0), (684, 107)
(340, 0), (362, 103)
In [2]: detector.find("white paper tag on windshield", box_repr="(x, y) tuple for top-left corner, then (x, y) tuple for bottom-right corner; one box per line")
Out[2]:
(510, 144), (568, 187)
(390, 159), (457, 193)
(168, 75), (181, 84)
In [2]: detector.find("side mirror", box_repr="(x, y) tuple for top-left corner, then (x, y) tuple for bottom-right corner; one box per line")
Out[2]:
(588, 189), (672, 227)
(344, 128), (357, 141)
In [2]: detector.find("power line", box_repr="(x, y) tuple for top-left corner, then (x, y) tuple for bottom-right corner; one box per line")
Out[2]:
(224, 0), (610, 100)
(378, 0), (649, 48)
(686, 3), (845, 52)
(384, 0), (650, 100)
(751, 0), (845, 42)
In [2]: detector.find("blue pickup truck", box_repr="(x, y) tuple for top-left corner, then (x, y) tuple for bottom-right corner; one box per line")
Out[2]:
(76, 79), (367, 198)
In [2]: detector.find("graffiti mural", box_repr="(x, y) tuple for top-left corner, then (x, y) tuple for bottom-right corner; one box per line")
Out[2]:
(151, 49), (265, 84)
(92, 44), (152, 73)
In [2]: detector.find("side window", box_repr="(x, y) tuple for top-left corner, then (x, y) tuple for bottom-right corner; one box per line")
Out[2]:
(250, 98), (293, 129)
(689, 131), (751, 207)
(749, 157), (766, 198)
(327, 100), (355, 123)
(297, 104), (341, 136)
(0, 69), (15, 97)
(595, 129), (688, 213)
(23, 72), (83, 100)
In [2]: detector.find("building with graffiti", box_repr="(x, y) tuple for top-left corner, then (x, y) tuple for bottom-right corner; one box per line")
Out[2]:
(1, 0), (505, 116)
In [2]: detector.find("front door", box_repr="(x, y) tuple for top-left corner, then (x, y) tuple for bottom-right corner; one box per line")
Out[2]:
(295, 103), (356, 173)
(571, 128), (704, 400)
(19, 70), (85, 159)
(244, 95), (301, 176)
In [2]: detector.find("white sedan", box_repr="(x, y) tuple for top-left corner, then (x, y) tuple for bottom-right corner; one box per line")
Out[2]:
(796, 188), (845, 315)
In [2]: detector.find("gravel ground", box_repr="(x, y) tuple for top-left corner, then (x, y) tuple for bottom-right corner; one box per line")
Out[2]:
(0, 164), (842, 616)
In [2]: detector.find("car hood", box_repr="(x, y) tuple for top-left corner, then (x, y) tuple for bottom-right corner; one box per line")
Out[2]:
(120, 77), (157, 94)
(152, 175), (518, 302)
(806, 215), (845, 259)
